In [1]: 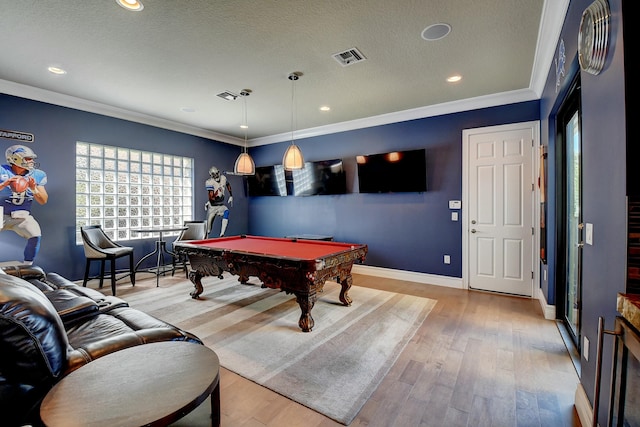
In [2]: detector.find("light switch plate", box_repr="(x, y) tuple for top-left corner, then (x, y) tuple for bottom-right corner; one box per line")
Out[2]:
(586, 223), (593, 245)
(449, 200), (461, 209)
(451, 212), (458, 221)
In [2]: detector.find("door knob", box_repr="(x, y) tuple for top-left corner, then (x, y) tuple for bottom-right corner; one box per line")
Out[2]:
(471, 229), (477, 233)
(471, 220), (477, 224)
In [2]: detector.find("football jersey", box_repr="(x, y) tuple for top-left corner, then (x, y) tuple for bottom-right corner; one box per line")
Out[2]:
(205, 175), (228, 205)
(0, 164), (47, 214)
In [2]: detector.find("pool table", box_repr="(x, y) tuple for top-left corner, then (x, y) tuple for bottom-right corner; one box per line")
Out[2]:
(173, 235), (368, 332)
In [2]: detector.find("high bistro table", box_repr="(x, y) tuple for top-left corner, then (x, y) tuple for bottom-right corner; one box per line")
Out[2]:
(40, 341), (220, 427)
(133, 226), (187, 287)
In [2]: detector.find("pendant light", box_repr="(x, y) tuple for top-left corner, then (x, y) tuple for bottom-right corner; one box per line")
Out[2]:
(283, 72), (305, 170)
(233, 89), (255, 175)
(116, 0), (144, 11)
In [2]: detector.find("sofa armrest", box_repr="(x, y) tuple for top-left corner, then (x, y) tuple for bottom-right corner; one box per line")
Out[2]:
(65, 328), (201, 373)
(0, 274), (70, 384)
(45, 289), (99, 326)
(44, 273), (129, 310)
(1, 265), (46, 282)
(65, 333), (143, 373)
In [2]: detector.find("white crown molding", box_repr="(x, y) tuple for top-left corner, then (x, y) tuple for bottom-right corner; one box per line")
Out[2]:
(529, 0), (571, 96)
(2, 76), (538, 149)
(0, 79), (244, 146)
(251, 88), (539, 147)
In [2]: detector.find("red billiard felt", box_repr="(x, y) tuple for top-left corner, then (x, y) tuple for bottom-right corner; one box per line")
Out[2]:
(188, 235), (359, 260)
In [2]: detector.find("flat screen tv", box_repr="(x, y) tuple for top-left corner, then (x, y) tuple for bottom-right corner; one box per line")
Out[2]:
(290, 159), (347, 196)
(245, 165), (287, 196)
(356, 149), (427, 193)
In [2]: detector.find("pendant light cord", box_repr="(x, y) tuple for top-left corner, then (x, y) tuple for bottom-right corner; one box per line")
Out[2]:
(288, 72), (300, 146)
(243, 95), (248, 153)
(290, 77), (296, 145)
(240, 89), (251, 154)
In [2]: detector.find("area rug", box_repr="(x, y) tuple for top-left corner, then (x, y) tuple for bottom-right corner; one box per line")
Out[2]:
(124, 276), (436, 425)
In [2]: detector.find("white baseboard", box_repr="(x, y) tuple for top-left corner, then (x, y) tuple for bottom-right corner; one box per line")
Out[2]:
(352, 265), (463, 289)
(537, 286), (556, 319)
(575, 383), (593, 427)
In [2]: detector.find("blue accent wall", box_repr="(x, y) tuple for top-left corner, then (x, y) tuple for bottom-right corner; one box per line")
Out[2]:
(0, 94), (249, 279)
(247, 103), (539, 276)
(1, 93), (538, 281)
(540, 0), (627, 424)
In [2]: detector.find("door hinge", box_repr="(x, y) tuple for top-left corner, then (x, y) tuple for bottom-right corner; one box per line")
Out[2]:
(532, 271), (534, 279)
(532, 183), (535, 191)
(532, 227), (534, 235)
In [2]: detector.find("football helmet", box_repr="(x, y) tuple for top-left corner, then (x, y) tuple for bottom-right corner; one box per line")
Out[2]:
(6, 145), (38, 170)
(209, 166), (221, 181)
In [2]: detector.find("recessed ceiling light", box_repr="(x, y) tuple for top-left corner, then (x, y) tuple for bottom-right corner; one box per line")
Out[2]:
(240, 124), (248, 129)
(47, 66), (67, 75)
(116, 0), (144, 11)
(320, 106), (331, 112)
(180, 107), (195, 113)
(421, 23), (451, 41)
(447, 74), (462, 83)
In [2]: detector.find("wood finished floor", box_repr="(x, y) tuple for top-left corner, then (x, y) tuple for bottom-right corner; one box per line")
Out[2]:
(93, 272), (582, 427)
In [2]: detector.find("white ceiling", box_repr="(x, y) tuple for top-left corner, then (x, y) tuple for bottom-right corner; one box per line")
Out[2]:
(0, 1), (568, 147)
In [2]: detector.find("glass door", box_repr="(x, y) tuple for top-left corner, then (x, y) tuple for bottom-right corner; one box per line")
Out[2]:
(564, 110), (582, 338)
(556, 78), (582, 345)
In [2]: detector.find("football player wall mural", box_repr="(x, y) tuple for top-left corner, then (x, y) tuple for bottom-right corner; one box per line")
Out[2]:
(0, 144), (49, 264)
(205, 166), (233, 237)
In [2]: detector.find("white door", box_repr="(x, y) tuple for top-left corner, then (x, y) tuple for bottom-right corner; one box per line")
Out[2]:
(463, 122), (538, 297)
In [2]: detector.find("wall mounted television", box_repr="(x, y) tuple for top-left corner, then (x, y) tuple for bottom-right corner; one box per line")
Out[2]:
(246, 159), (347, 197)
(245, 165), (287, 196)
(356, 149), (427, 193)
(290, 159), (347, 196)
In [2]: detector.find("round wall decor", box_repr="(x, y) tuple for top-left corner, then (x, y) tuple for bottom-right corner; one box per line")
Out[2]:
(578, 0), (611, 75)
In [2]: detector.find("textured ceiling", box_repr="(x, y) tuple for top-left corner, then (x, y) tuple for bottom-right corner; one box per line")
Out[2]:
(0, 1), (567, 146)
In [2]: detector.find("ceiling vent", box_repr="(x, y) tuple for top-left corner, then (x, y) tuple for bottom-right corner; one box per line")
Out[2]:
(332, 47), (367, 67)
(216, 91), (238, 101)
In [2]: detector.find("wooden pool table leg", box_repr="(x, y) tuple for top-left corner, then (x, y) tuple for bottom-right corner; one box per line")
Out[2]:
(295, 293), (316, 332)
(189, 270), (204, 299)
(339, 274), (353, 306)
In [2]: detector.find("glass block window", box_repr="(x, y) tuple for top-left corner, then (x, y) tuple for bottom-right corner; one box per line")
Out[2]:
(75, 142), (194, 244)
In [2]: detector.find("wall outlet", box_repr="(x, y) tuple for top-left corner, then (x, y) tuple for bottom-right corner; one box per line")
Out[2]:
(583, 336), (589, 361)
(444, 255), (451, 264)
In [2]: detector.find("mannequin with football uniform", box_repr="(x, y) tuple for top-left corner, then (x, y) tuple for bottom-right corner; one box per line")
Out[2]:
(205, 166), (233, 237)
(0, 144), (49, 264)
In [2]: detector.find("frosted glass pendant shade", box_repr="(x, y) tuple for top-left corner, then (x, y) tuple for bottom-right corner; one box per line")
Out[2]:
(283, 144), (304, 170)
(234, 152), (255, 175)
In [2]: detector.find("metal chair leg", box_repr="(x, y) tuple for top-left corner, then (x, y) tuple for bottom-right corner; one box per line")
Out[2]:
(129, 253), (136, 286)
(83, 259), (91, 287)
(110, 258), (117, 296)
(99, 260), (106, 289)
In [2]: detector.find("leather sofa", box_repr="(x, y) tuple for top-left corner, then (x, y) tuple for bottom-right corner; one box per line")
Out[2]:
(0, 265), (202, 427)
